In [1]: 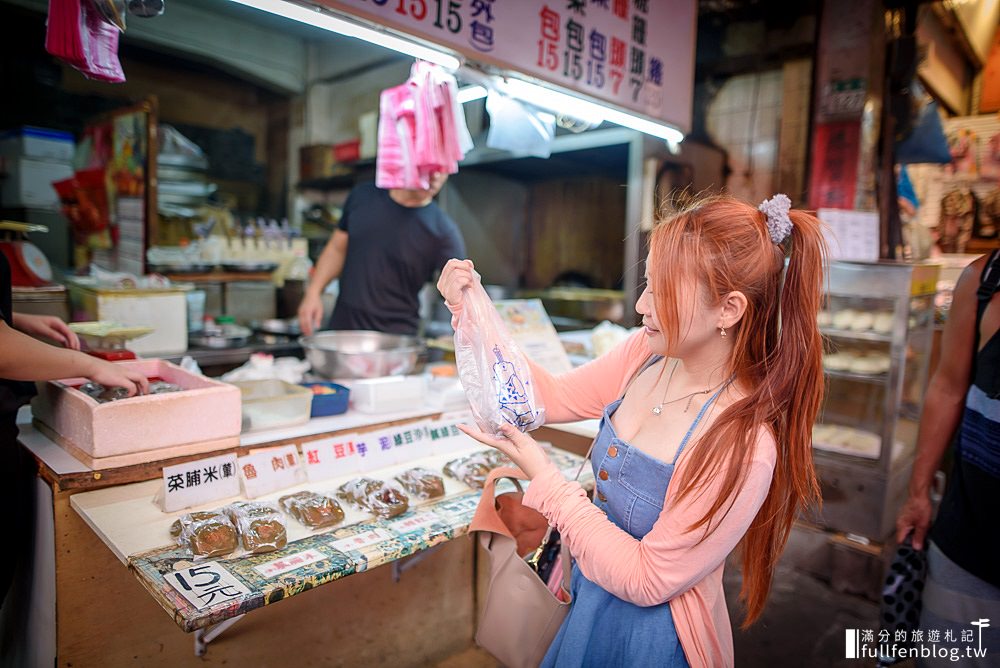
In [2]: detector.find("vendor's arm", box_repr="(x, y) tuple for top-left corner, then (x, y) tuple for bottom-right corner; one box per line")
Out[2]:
(0, 321), (148, 395)
(12, 312), (80, 350)
(524, 428), (777, 606)
(897, 255), (984, 548)
(298, 229), (348, 336)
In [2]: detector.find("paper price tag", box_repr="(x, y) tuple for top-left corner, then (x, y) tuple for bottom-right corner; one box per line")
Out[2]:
(254, 549), (327, 578)
(328, 528), (393, 554)
(238, 444), (305, 498)
(357, 430), (396, 472)
(427, 421), (471, 456)
(387, 511), (440, 535)
(161, 453), (240, 512)
(302, 435), (364, 483)
(164, 562), (250, 610)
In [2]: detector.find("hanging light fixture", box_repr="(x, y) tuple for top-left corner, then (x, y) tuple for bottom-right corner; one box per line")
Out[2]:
(227, 0), (461, 70)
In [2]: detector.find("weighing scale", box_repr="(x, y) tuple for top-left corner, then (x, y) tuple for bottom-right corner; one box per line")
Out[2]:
(69, 321), (154, 361)
(0, 220), (54, 287)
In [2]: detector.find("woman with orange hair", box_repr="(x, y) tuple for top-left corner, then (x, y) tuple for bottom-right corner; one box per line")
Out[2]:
(438, 194), (827, 667)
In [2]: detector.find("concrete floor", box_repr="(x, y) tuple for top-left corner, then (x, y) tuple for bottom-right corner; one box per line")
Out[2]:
(435, 553), (884, 668)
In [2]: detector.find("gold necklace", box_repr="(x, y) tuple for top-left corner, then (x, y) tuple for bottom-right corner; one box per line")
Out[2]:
(651, 360), (730, 415)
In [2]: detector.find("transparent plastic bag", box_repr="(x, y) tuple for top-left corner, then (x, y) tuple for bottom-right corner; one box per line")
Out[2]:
(278, 491), (345, 529)
(224, 501), (287, 554)
(336, 478), (410, 518)
(455, 281), (545, 437)
(394, 467), (446, 500)
(169, 511), (238, 559)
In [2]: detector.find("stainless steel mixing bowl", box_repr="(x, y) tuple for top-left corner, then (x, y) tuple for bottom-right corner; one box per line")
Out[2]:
(299, 330), (425, 379)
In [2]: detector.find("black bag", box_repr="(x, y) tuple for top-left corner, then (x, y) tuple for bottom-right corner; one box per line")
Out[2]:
(876, 535), (927, 667)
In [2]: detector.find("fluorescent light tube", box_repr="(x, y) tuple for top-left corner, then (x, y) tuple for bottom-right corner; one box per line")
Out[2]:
(456, 85), (488, 104)
(498, 77), (684, 143)
(228, 0), (461, 70)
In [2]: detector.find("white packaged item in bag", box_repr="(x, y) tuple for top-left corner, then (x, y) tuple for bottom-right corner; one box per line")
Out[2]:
(454, 281), (544, 437)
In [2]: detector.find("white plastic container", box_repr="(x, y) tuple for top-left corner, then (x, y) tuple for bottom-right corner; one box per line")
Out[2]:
(231, 380), (312, 432)
(349, 375), (428, 414)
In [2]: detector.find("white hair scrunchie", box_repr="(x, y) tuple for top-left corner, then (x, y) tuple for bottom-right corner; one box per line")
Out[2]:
(758, 193), (793, 244)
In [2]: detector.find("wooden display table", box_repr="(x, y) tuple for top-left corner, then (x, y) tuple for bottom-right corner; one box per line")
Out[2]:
(10, 409), (594, 667)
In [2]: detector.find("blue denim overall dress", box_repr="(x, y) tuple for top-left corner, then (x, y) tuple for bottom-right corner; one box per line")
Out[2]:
(541, 360), (728, 667)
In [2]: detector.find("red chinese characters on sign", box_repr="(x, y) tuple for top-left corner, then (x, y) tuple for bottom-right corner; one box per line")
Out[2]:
(333, 441), (356, 459)
(306, 449), (320, 465)
(242, 463), (257, 480)
(538, 5), (561, 71)
(612, 0), (627, 20)
(285, 453), (296, 467)
(808, 121), (861, 210)
(271, 456), (285, 472)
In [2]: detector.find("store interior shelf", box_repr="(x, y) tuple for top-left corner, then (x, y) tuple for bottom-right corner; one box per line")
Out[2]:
(820, 328), (893, 343)
(823, 369), (888, 384)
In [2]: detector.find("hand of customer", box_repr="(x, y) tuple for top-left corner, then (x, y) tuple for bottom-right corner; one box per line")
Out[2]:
(298, 293), (324, 337)
(12, 313), (80, 350)
(457, 422), (552, 480)
(85, 358), (150, 397)
(895, 493), (933, 550)
(436, 259), (477, 308)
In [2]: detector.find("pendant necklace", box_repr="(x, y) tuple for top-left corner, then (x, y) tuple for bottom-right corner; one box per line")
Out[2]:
(652, 359), (730, 415)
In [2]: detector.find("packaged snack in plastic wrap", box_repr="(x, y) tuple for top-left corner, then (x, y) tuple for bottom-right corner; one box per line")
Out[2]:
(394, 467), (446, 500)
(169, 510), (238, 559)
(278, 491), (345, 529)
(336, 478), (410, 518)
(225, 501), (287, 554)
(443, 452), (494, 490)
(454, 281), (545, 437)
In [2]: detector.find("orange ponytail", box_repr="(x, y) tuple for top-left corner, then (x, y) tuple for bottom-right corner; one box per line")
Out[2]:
(648, 196), (826, 626)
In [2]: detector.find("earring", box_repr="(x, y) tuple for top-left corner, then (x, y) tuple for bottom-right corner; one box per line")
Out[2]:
(719, 326), (727, 338)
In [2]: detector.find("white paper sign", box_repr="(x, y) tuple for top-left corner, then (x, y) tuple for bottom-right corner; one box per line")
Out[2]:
(161, 454), (240, 512)
(254, 548), (327, 578)
(818, 208), (880, 261)
(387, 512), (440, 535)
(164, 562), (250, 610)
(238, 445), (305, 499)
(357, 429), (396, 472)
(428, 420), (474, 456)
(328, 528), (394, 554)
(302, 434), (364, 483)
(322, 0), (696, 131)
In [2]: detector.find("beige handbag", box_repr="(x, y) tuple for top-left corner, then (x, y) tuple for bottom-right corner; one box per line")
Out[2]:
(471, 466), (572, 668)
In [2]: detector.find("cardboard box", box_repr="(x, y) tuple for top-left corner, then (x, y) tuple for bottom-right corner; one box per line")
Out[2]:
(0, 157), (74, 210)
(68, 280), (191, 355)
(0, 126), (75, 162)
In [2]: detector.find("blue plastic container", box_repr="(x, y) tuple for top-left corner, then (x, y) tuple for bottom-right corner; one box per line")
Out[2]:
(301, 382), (350, 418)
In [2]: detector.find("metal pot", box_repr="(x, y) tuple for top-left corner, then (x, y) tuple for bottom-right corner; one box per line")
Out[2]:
(299, 330), (425, 379)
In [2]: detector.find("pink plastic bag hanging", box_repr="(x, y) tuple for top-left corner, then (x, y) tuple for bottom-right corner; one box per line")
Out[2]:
(454, 280), (545, 437)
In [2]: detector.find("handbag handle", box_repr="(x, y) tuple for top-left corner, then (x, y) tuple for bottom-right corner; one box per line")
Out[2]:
(469, 466), (532, 537)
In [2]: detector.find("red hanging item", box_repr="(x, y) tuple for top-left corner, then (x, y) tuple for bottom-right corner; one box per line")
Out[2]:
(45, 0), (126, 83)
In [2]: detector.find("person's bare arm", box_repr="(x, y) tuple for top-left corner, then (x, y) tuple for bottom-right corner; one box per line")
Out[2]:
(896, 256), (984, 548)
(0, 321), (148, 395)
(298, 230), (348, 335)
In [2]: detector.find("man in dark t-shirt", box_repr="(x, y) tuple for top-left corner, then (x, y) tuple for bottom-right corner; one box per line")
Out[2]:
(298, 172), (465, 336)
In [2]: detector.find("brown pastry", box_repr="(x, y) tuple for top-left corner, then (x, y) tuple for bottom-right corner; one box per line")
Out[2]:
(170, 511), (238, 558)
(336, 478), (383, 507)
(226, 501), (288, 554)
(394, 467), (445, 500)
(279, 491), (345, 528)
(444, 454), (493, 490)
(369, 486), (409, 518)
(337, 477), (409, 517)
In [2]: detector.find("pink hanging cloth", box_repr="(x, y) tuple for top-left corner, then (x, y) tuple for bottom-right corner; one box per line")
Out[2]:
(376, 62), (472, 190)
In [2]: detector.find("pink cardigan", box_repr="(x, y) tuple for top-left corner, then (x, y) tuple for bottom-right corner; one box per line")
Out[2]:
(522, 330), (778, 668)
